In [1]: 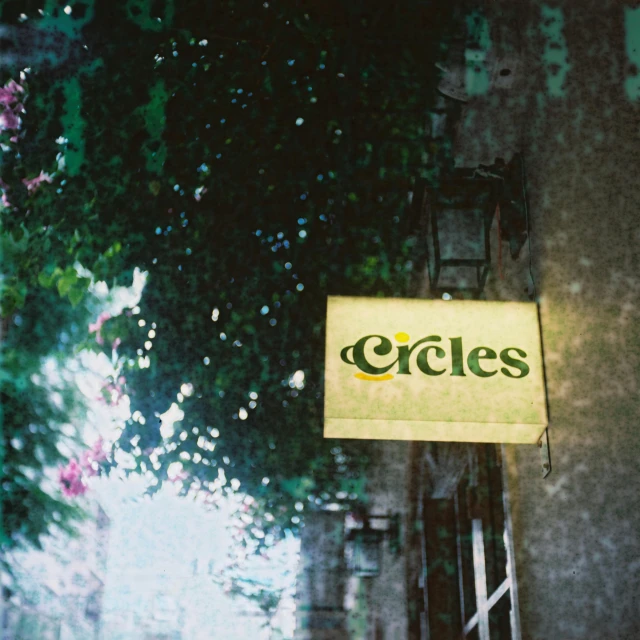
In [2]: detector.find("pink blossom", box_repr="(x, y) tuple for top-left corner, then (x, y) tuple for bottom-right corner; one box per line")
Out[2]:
(79, 451), (98, 477)
(6, 80), (24, 94)
(58, 459), (87, 497)
(0, 81), (22, 107)
(79, 439), (109, 478)
(0, 81), (25, 132)
(90, 438), (108, 463)
(0, 108), (21, 131)
(89, 311), (111, 345)
(111, 337), (122, 351)
(22, 171), (53, 192)
(0, 88), (17, 106)
(98, 379), (124, 406)
(89, 311), (110, 334)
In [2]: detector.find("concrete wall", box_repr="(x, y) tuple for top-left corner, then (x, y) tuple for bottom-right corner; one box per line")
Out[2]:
(360, 441), (414, 640)
(294, 511), (348, 639)
(455, 1), (640, 638)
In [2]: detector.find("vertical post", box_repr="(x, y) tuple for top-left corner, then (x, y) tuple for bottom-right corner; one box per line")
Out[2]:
(453, 492), (466, 633)
(500, 444), (522, 640)
(471, 519), (490, 640)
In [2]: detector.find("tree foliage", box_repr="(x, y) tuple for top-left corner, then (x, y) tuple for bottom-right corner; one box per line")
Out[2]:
(0, 67), (105, 551)
(1, 0), (462, 545)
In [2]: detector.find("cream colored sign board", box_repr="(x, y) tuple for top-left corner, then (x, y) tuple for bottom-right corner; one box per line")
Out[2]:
(324, 297), (548, 444)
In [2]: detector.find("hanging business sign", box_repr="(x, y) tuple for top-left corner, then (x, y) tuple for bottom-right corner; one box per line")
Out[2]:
(324, 297), (548, 444)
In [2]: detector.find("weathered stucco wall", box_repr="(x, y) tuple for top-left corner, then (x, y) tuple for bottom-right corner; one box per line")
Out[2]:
(453, 1), (640, 637)
(460, 1), (640, 638)
(361, 441), (414, 639)
(511, 3), (640, 638)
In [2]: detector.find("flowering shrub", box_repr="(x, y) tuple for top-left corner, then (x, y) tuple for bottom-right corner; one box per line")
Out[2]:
(0, 79), (53, 211)
(58, 439), (109, 497)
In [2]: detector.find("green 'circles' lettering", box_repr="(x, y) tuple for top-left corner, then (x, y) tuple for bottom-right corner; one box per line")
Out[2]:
(341, 335), (531, 379)
(450, 337), (466, 376)
(500, 348), (530, 378)
(396, 345), (411, 374)
(340, 345), (355, 365)
(415, 343), (446, 375)
(398, 335), (444, 374)
(351, 335), (398, 375)
(467, 347), (498, 377)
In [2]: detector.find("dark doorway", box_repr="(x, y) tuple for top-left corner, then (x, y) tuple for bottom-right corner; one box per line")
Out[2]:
(412, 444), (520, 640)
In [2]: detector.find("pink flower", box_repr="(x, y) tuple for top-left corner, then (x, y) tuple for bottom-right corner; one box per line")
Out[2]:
(58, 459), (87, 497)
(0, 82), (25, 132)
(0, 108), (21, 131)
(79, 439), (109, 477)
(112, 337), (122, 351)
(89, 311), (110, 333)
(22, 171), (53, 192)
(80, 451), (98, 477)
(89, 311), (111, 346)
(89, 438), (108, 462)
(6, 80), (24, 94)
(0, 88), (17, 106)
(0, 81), (22, 107)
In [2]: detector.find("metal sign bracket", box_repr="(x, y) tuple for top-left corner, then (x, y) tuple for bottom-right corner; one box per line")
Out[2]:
(538, 428), (551, 478)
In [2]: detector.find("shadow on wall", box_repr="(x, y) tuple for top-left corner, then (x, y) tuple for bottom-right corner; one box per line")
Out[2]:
(449, 2), (640, 638)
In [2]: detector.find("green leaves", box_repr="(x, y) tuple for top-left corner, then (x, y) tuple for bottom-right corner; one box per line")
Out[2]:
(38, 265), (91, 307)
(67, 284), (87, 307)
(38, 267), (63, 289)
(4, 0), (459, 551)
(103, 242), (122, 259)
(1, 224), (30, 263)
(0, 280), (28, 316)
(56, 267), (77, 296)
